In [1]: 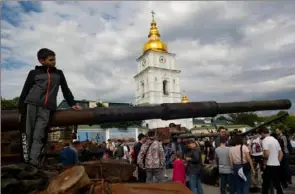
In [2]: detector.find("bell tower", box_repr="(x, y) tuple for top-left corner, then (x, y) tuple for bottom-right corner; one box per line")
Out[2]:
(134, 11), (181, 106)
(134, 11), (192, 129)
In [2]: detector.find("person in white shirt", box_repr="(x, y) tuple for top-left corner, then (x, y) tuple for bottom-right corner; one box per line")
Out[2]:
(260, 127), (284, 194)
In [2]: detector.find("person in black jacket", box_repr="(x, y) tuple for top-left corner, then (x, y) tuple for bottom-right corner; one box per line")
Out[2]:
(186, 140), (204, 194)
(18, 48), (81, 166)
(133, 133), (147, 182)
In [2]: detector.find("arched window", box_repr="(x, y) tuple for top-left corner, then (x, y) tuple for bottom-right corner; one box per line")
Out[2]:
(141, 82), (145, 98)
(163, 80), (168, 95)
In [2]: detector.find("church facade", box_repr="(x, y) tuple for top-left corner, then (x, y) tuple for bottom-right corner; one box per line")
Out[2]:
(134, 13), (193, 129)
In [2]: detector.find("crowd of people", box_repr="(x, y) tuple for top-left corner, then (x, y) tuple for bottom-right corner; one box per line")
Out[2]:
(58, 126), (294, 194)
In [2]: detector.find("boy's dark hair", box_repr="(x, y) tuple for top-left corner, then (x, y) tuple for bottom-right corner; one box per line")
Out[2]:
(220, 135), (228, 144)
(37, 48), (55, 60)
(147, 130), (155, 137)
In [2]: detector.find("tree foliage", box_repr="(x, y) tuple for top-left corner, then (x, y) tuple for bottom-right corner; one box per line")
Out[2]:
(1, 97), (19, 109)
(216, 115), (229, 121)
(227, 112), (263, 127)
(224, 111), (295, 134)
(262, 111), (295, 134)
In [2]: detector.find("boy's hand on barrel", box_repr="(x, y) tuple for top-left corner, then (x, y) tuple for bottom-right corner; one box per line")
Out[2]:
(185, 157), (191, 161)
(72, 105), (82, 110)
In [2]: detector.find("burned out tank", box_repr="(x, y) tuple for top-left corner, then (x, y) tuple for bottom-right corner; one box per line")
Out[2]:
(0, 99), (292, 164)
(0, 99), (292, 194)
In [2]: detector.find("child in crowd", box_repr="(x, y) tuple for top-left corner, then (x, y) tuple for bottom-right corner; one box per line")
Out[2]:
(172, 152), (186, 184)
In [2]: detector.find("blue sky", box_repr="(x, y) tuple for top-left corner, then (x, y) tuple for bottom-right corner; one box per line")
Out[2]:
(1, 1), (42, 69)
(2, 1), (42, 26)
(1, 1), (294, 114)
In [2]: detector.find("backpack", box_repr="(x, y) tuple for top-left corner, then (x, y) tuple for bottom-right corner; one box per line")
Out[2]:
(115, 145), (124, 158)
(250, 138), (262, 154)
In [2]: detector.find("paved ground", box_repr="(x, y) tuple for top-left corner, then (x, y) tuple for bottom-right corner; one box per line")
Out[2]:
(165, 169), (295, 194)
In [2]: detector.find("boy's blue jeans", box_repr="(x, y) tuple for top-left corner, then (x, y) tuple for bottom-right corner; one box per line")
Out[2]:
(220, 173), (235, 194)
(188, 174), (203, 194)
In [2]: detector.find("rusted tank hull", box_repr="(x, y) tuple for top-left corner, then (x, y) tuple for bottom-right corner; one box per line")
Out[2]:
(81, 160), (136, 182)
(1, 99), (292, 130)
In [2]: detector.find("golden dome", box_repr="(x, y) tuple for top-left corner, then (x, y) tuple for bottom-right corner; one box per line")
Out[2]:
(181, 90), (189, 103)
(181, 95), (189, 103)
(143, 12), (168, 54)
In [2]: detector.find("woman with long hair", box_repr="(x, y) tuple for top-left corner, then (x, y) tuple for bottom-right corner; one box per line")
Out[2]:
(229, 135), (255, 194)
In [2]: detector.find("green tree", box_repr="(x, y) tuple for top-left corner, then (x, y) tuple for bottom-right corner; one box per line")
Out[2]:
(267, 111), (295, 134)
(96, 102), (104, 107)
(1, 97), (19, 109)
(228, 112), (262, 127)
(216, 115), (229, 121)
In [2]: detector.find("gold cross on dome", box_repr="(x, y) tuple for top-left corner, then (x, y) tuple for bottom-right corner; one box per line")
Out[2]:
(151, 10), (156, 20)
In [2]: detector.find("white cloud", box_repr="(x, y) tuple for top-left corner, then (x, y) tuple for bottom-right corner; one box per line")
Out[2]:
(1, 1), (295, 113)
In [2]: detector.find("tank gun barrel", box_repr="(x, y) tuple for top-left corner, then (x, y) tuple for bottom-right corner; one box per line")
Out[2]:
(241, 112), (289, 136)
(1, 99), (292, 130)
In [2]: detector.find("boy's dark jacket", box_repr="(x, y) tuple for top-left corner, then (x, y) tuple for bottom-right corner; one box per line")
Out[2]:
(18, 65), (76, 113)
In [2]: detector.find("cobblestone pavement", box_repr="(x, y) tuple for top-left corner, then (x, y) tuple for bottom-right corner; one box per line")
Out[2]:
(165, 169), (295, 194)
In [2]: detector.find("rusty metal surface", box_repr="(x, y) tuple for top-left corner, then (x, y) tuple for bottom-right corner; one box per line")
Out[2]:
(1, 130), (20, 140)
(1, 163), (59, 194)
(110, 182), (193, 194)
(1, 154), (23, 166)
(1, 99), (292, 130)
(81, 159), (135, 182)
(47, 166), (91, 194)
(1, 131), (23, 165)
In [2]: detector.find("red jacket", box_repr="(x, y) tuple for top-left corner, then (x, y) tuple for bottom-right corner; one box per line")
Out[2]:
(172, 159), (186, 184)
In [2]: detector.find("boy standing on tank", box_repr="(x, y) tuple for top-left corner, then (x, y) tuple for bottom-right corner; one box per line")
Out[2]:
(18, 48), (81, 166)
